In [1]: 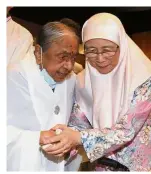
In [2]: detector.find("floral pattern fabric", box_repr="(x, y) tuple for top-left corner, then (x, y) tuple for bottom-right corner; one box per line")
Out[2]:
(68, 102), (92, 130)
(69, 77), (151, 171)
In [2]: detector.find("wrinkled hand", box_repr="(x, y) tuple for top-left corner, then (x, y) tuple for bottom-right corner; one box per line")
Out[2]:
(39, 129), (56, 146)
(41, 124), (81, 157)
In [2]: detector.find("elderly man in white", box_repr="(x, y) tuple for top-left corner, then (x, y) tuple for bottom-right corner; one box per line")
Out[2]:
(7, 21), (82, 171)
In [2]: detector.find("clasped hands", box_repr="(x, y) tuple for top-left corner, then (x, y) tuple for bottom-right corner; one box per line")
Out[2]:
(39, 124), (81, 157)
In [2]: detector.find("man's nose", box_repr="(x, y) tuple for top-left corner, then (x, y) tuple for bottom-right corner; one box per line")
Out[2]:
(64, 59), (74, 71)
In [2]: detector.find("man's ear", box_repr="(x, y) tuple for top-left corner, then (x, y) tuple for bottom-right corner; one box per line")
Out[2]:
(34, 44), (42, 65)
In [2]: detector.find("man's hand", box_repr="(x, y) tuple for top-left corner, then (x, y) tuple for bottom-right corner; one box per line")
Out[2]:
(39, 129), (56, 146)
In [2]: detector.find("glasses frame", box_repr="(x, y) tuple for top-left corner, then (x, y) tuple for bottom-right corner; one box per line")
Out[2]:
(84, 45), (119, 59)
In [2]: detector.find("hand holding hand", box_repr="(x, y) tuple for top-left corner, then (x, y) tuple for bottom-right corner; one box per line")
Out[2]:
(41, 124), (81, 157)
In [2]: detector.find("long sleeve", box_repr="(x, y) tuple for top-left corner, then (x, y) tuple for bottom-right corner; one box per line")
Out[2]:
(80, 77), (151, 162)
(7, 68), (42, 171)
(7, 125), (41, 171)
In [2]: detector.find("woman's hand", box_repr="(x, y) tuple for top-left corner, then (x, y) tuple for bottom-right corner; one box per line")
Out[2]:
(42, 124), (82, 157)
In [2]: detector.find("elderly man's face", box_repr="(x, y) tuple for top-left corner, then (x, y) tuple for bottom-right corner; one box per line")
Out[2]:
(36, 35), (79, 82)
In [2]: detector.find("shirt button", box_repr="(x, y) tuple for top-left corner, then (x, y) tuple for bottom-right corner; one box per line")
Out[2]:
(54, 105), (60, 115)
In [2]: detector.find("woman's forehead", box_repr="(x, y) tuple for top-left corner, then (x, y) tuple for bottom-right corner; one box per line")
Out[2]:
(85, 38), (117, 48)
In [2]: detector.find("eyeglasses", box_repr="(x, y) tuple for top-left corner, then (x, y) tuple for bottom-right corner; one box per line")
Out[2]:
(84, 45), (119, 59)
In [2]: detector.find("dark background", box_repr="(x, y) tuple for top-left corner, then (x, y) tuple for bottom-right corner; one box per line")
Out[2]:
(9, 7), (151, 36)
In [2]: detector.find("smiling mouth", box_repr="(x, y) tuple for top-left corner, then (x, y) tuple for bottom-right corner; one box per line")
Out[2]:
(97, 64), (110, 68)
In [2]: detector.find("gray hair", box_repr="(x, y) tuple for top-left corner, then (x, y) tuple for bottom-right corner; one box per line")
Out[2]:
(37, 21), (79, 52)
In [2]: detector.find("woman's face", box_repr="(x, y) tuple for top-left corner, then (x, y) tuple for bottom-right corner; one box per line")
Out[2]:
(84, 38), (120, 74)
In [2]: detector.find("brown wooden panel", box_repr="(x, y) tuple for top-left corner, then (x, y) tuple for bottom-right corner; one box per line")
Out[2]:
(132, 31), (151, 60)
